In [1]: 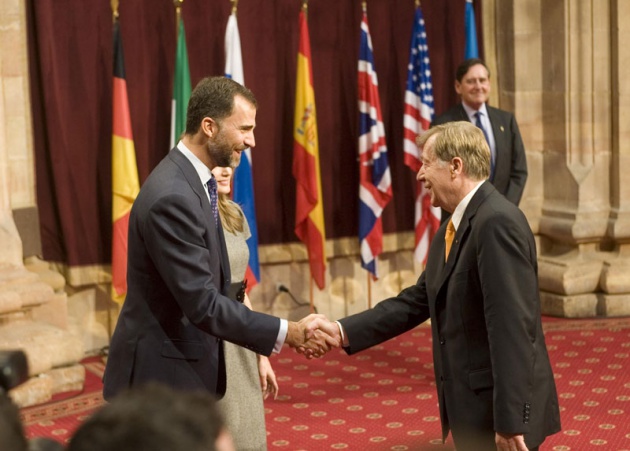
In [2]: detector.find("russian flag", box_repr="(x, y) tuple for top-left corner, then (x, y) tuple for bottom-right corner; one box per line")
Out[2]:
(225, 11), (260, 289)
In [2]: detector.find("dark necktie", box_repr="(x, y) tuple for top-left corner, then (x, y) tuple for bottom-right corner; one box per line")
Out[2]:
(444, 219), (455, 261)
(474, 111), (495, 180)
(207, 177), (219, 227)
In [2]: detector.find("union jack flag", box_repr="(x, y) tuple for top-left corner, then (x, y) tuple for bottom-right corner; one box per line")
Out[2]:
(358, 6), (392, 278)
(403, 4), (441, 264)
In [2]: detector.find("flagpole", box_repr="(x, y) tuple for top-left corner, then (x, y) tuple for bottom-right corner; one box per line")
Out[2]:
(109, 0), (119, 333)
(231, 0), (238, 14)
(174, 0), (183, 37)
(111, 0), (119, 21)
(367, 272), (372, 309)
(310, 275), (314, 313)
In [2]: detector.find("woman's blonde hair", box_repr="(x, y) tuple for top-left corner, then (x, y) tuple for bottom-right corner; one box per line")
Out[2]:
(218, 194), (244, 234)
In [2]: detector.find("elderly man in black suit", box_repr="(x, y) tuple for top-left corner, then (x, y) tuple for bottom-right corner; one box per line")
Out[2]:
(432, 58), (527, 210)
(306, 121), (560, 451)
(103, 77), (336, 401)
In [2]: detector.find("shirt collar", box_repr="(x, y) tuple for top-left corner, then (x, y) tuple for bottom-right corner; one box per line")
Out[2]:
(461, 102), (489, 122)
(450, 180), (485, 230)
(176, 141), (213, 185)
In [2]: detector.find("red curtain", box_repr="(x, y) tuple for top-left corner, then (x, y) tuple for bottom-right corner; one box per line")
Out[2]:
(27, 0), (483, 268)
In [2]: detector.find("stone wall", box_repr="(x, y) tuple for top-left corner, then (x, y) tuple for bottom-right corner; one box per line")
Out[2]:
(489, 0), (630, 317)
(0, 0), (85, 408)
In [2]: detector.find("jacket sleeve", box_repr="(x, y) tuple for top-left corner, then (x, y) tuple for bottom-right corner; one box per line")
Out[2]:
(504, 114), (528, 205)
(476, 209), (538, 435)
(339, 273), (431, 355)
(144, 191), (280, 356)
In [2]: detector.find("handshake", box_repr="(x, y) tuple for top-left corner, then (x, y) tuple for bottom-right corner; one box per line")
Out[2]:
(285, 314), (344, 359)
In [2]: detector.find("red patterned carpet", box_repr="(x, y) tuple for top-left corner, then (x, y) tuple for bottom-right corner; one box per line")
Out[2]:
(21, 358), (105, 443)
(21, 317), (630, 450)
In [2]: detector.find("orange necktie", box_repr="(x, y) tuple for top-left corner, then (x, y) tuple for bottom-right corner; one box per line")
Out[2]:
(444, 219), (455, 261)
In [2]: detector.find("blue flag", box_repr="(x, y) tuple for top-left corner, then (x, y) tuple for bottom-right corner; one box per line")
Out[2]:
(464, 0), (479, 59)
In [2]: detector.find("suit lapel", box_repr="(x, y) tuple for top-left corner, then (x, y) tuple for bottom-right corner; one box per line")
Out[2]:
(455, 104), (469, 121)
(486, 107), (509, 183)
(168, 148), (232, 292)
(216, 220), (231, 291)
(436, 182), (495, 293)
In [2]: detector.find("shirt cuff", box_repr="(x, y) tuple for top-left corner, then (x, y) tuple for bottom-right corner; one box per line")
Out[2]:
(335, 320), (349, 347)
(274, 318), (288, 353)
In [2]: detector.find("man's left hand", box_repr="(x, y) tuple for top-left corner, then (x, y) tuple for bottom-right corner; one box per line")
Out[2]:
(495, 432), (528, 450)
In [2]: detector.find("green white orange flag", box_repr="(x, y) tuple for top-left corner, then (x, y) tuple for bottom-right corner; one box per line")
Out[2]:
(292, 5), (326, 290)
(112, 18), (140, 303)
(170, 13), (192, 147)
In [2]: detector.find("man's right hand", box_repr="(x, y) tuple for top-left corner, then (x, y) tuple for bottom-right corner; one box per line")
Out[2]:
(285, 314), (340, 359)
(297, 316), (344, 358)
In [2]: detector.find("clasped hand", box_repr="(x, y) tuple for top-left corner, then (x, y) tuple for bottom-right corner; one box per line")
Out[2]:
(286, 314), (342, 359)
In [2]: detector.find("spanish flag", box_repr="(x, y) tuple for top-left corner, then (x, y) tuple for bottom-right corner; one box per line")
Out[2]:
(111, 18), (140, 304)
(292, 5), (326, 290)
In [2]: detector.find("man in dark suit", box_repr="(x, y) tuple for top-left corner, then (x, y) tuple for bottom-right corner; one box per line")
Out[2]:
(306, 122), (560, 450)
(103, 77), (335, 400)
(432, 58), (527, 208)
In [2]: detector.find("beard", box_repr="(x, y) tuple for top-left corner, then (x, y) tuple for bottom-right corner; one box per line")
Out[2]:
(207, 129), (236, 168)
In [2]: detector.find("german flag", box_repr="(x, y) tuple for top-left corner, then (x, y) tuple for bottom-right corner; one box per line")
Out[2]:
(111, 18), (139, 304)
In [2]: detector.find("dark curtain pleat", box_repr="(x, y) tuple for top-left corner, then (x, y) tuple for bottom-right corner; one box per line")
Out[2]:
(27, 0), (482, 267)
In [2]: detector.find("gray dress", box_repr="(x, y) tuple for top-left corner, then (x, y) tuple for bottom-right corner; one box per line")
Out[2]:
(217, 202), (268, 450)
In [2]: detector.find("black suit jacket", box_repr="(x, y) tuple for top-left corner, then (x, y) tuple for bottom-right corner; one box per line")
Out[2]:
(432, 104), (528, 205)
(103, 148), (280, 400)
(339, 182), (560, 449)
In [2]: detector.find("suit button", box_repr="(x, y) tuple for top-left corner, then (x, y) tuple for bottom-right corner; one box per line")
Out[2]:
(439, 337), (445, 345)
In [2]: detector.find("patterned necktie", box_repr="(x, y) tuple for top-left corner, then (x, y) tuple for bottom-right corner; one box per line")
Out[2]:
(474, 111), (495, 180)
(207, 177), (219, 227)
(444, 219), (456, 261)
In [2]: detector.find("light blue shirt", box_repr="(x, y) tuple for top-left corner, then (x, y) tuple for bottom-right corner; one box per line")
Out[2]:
(462, 103), (496, 171)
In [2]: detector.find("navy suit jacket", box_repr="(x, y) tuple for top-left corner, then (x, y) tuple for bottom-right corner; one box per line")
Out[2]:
(339, 182), (560, 448)
(103, 148), (280, 400)
(432, 104), (528, 205)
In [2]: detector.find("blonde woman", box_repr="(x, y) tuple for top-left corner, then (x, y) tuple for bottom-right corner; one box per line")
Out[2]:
(212, 165), (278, 450)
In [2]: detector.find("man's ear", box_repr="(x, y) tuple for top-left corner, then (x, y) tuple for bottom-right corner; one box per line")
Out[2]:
(451, 157), (463, 174)
(201, 117), (217, 137)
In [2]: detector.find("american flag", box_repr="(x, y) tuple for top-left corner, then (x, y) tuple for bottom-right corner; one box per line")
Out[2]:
(358, 6), (392, 278)
(403, 4), (441, 264)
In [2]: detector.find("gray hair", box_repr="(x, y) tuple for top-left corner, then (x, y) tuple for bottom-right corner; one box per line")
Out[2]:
(416, 121), (490, 180)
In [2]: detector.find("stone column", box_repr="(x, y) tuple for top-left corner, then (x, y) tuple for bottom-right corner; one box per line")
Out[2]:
(0, 0), (85, 407)
(0, 54), (23, 268)
(491, 0), (629, 318)
(598, 0), (630, 314)
(493, 0), (545, 235)
(537, 0), (617, 317)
